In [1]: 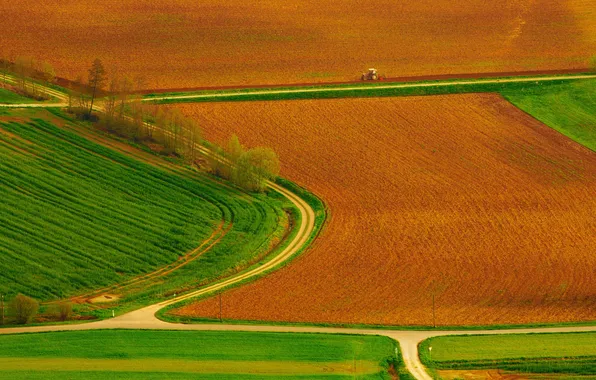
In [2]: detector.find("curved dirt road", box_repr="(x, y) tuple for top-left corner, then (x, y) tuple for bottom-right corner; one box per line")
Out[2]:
(1, 75), (595, 379)
(2, 311), (595, 380)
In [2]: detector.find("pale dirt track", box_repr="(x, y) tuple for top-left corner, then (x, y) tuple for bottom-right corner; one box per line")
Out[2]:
(2, 312), (596, 380)
(1, 75), (595, 380)
(142, 73), (596, 102)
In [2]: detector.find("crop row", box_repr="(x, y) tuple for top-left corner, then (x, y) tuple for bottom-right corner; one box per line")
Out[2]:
(0, 115), (285, 302)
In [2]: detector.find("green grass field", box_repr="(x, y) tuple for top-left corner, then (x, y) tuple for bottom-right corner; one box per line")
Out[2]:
(0, 330), (401, 379)
(503, 79), (596, 151)
(0, 109), (289, 312)
(0, 87), (34, 104)
(420, 332), (596, 376)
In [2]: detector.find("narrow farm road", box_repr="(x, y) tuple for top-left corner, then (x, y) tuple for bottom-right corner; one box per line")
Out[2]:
(142, 73), (596, 102)
(1, 75), (595, 380)
(0, 102), (68, 107)
(0, 76), (68, 106)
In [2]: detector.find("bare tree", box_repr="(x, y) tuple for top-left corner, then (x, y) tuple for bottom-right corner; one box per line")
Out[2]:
(183, 117), (202, 164)
(118, 75), (134, 118)
(87, 58), (107, 118)
(104, 74), (120, 123)
(41, 61), (55, 85)
(14, 56), (30, 93)
(74, 74), (90, 111)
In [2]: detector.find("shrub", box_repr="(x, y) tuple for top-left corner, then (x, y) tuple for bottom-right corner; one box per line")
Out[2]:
(11, 294), (39, 324)
(56, 302), (73, 321)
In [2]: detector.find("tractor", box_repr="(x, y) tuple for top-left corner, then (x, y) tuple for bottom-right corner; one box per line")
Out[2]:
(361, 68), (379, 80)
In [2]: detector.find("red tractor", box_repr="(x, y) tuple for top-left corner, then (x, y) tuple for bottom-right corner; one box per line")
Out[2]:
(361, 68), (380, 80)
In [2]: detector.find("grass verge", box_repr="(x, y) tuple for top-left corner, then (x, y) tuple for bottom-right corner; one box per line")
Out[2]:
(420, 332), (596, 376)
(143, 74), (594, 104)
(503, 78), (596, 151)
(156, 176), (328, 322)
(0, 329), (401, 379)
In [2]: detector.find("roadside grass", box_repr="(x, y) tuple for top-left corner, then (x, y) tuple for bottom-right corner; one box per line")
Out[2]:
(0, 108), (288, 317)
(503, 79), (596, 151)
(0, 330), (401, 379)
(420, 332), (596, 375)
(143, 74), (595, 153)
(0, 87), (35, 104)
(142, 74), (594, 104)
(157, 176), (328, 322)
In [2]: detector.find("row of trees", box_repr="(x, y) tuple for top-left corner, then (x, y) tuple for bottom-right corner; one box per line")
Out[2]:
(0, 54), (55, 100)
(0, 294), (72, 325)
(66, 59), (203, 164)
(1, 55), (281, 192)
(211, 135), (281, 192)
(74, 59), (280, 191)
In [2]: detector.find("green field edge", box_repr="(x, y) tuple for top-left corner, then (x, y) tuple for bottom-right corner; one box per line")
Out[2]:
(0, 329), (408, 380)
(140, 72), (595, 98)
(0, 107), (303, 324)
(156, 176), (328, 321)
(419, 332), (596, 376)
(156, 311), (596, 332)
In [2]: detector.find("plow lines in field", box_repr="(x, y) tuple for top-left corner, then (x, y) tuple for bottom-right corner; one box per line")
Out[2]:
(1, 0), (594, 89)
(170, 93), (596, 326)
(0, 113), (284, 302)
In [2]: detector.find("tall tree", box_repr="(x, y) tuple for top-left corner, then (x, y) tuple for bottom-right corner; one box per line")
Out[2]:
(87, 58), (107, 118)
(183, 118), (202, 164)
(235, 147), (280, 192)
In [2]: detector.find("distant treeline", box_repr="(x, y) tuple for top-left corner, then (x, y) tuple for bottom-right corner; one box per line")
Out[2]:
(0, 55), (55, 100)
(0, 54), (280, 192)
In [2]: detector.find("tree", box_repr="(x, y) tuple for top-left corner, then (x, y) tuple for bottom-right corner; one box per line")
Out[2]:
(55, 302), (73, 321)
(228, 134), (244, 163)
(118, 75), (134, 118)
(87, 58), (107, 118)
(14, 56), (31, 93)
(208, 146), (228, 177)
(74, 74), (90, 111)
(217, 134), (244, 180)
(104, 74), (120, 123)
(246, 147), (280, 184)
(10, 294), (39, 324)
(235, 147), (280, 192)
(183, 117), (202, 164)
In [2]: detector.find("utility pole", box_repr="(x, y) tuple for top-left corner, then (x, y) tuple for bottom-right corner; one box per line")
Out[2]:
(219, 293), (222, 323)
(432, 293), (436, 328)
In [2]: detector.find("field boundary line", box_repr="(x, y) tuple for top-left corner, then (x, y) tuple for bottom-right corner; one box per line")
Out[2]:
(141, 74), (596, 102)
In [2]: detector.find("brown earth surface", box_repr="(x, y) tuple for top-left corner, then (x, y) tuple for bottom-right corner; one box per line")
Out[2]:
(1, 1), (595, 89)
(438, 369), (528, 379)
(170, 94), (596, 326)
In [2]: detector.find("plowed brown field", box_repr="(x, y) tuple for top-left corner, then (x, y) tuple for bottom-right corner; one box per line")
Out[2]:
(171, 94), (596, 326)
(2, 1), (595, 89)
